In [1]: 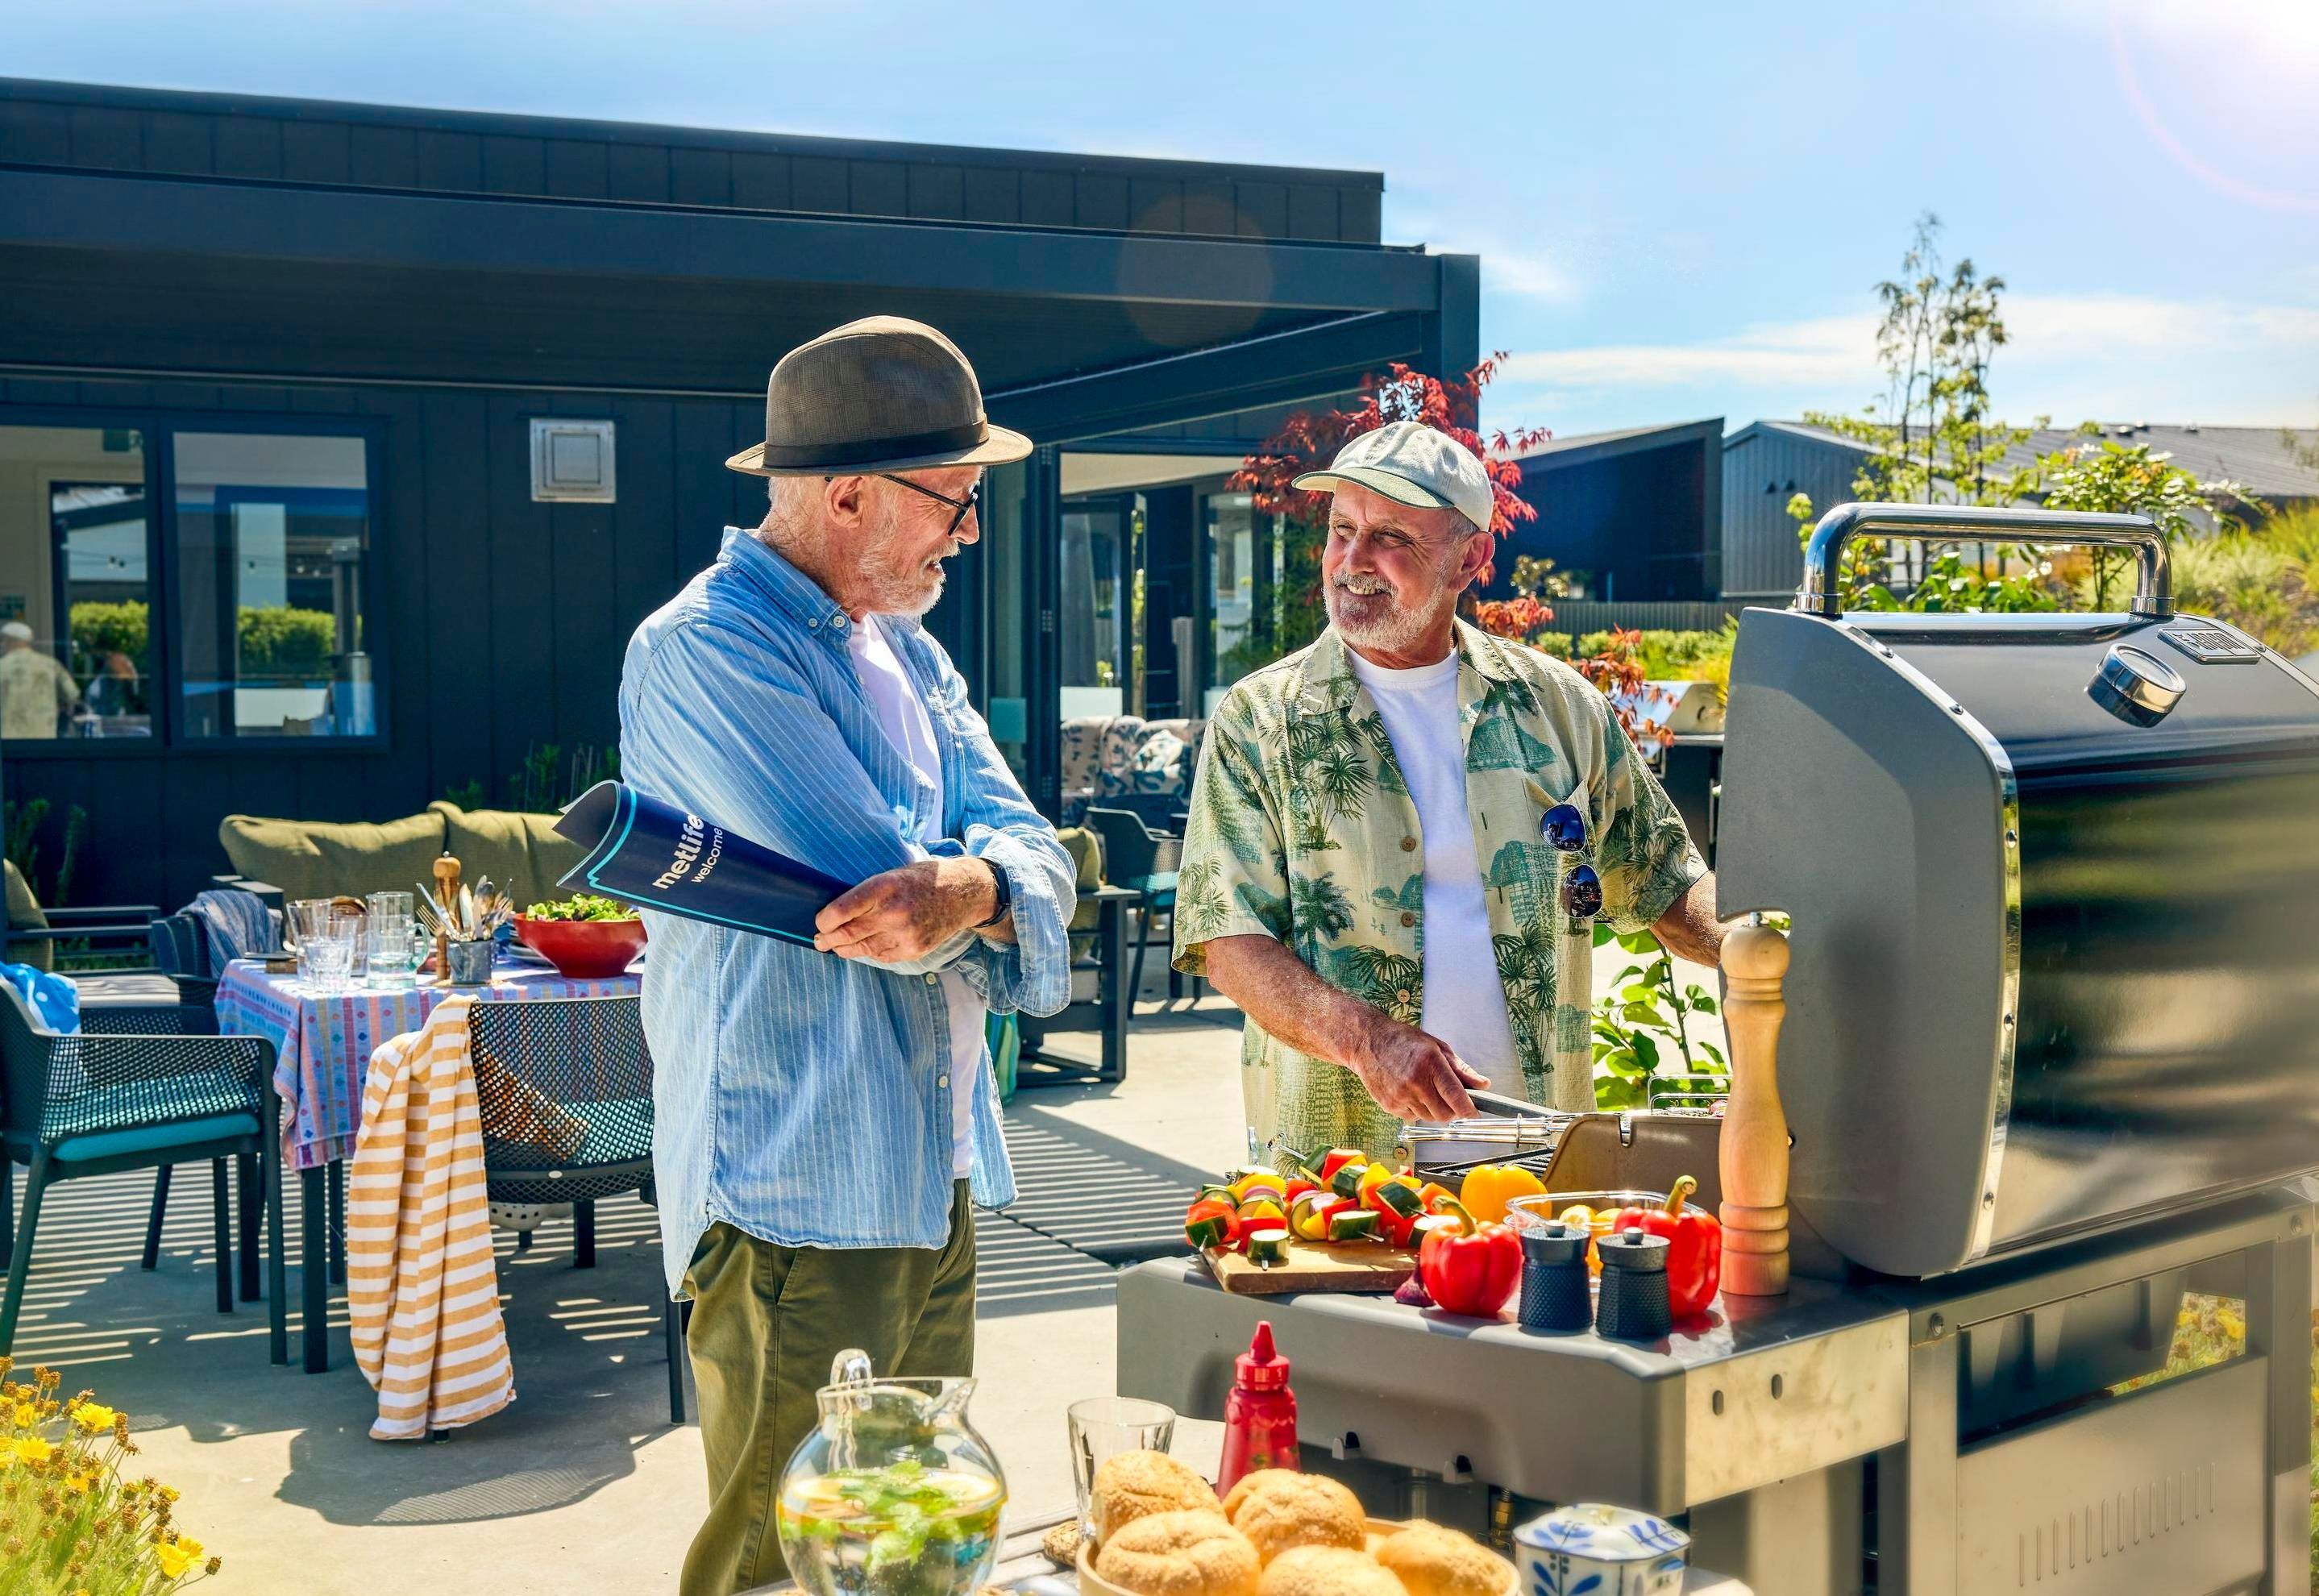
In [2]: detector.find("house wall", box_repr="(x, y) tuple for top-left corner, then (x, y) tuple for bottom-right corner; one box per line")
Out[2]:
(1, 372), (770, 910)
(1498, 439), (1715, 603)
(1720, 428), (1867, 598)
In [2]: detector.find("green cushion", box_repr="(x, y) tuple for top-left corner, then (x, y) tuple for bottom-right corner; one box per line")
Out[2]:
(218, 811), (447, 906)
(1057, 826), (1106, 961)
(430, 804), (588, 913)
(4, 858), (52, 974)
(54, 1112), (260, 1163)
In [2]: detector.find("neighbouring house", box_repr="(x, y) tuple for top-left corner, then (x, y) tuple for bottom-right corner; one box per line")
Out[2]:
(1721, 418), (2319, 601)
(0, 76), (1478, 907)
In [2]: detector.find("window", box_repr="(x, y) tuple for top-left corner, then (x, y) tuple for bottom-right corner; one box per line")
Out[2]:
(0, 426), (155, 741)
(0, 418), (379, 747)
(172, 432), (374, 739)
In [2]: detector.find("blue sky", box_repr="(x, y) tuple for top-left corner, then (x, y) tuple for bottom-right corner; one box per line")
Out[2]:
(6, 0), (2316, 442)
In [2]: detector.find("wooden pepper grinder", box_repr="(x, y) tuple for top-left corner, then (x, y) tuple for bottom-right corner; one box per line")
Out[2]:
(432, 852), (463, 985)
(1718, 918), (1791, 1296)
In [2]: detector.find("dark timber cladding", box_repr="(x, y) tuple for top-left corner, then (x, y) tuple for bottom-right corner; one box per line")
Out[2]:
(0, 78), (1477, 908)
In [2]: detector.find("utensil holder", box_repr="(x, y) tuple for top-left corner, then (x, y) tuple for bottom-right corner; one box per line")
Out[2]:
(1594, 1229), (1671, 1341)
(1518, 1224), (1592, 1333)
(445, 938), (495, 986)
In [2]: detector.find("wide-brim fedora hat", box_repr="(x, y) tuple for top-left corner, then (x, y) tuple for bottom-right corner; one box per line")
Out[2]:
(727, 315), (1033, 476)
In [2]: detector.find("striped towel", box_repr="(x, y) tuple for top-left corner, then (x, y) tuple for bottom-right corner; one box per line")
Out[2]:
(347, 996), (516, 1440)
(185, 887), (281, 970)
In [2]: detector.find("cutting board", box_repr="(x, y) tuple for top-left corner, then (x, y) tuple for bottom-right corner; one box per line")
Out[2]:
(1201, 1238), (1416, 1295)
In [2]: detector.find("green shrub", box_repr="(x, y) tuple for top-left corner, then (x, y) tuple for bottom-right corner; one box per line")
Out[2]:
(1573, 629), (1732, 680)
(237, 605), (336, 676)
(68, 600), (148, 667)
(2169, 531), (2316, 659)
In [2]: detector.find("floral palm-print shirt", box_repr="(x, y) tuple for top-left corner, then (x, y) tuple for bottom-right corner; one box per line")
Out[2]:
(1173, 621), (1706, 1164)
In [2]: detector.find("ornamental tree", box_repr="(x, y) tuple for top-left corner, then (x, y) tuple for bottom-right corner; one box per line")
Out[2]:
(1223, 357), (1552, 674)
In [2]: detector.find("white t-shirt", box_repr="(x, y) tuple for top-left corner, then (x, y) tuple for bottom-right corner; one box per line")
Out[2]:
(847, 613), (983, 1179)
(1344, 645), (1522, 1095)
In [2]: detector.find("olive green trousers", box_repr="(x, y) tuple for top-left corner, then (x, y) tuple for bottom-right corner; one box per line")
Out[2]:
(678, 1182), (978, 1596)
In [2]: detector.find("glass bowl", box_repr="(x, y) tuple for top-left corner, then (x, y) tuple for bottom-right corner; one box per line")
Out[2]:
(1506, 1190), (1714, 1275)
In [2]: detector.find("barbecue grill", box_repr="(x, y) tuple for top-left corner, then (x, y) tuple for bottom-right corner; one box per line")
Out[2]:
(1118, 505), (2319, 1595)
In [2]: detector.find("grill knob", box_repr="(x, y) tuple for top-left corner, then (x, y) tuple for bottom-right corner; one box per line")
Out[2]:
(2088, 642), (2186, 726)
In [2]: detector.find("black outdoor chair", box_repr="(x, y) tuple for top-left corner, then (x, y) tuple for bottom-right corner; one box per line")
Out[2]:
(113, 908), (276, 1303)
(0, 981), (285, 1361)
(467, 995), (687, 1424)
(1083, 806), (1183, 1005)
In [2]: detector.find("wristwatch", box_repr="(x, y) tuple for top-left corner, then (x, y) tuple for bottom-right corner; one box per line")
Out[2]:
(973, 859), (1012, 929)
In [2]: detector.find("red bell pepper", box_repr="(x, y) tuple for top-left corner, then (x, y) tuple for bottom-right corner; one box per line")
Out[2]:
(1315, 1148), (1366, 1185)
(1185, 1197), (1241, 1253)
(1415, 1200), (1521, 1319)
(1608, 1174), (1721, 1319)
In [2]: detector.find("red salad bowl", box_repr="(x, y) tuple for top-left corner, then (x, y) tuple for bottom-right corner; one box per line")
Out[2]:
(514, 915), (647, 979)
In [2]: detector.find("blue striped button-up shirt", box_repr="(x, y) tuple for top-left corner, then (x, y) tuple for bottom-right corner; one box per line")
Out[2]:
(620, 529), (1073, 1293)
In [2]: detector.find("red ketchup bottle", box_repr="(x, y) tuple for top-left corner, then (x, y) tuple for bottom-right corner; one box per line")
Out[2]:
(1216, 1320), (1299, 1494)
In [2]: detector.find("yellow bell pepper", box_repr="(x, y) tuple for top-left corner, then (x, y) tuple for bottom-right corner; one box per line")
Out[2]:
(1228, 1170), (1287, 1204)
(1458, 1163), (1547, 1224)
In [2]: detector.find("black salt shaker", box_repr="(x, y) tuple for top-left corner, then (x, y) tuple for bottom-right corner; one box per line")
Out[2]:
(1594, 1228), (1672, 1340)
(1518, 1222), (1592, 1333)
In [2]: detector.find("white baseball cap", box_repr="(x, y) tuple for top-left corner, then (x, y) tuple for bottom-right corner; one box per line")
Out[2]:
(1291, 419), (1495, 534)
(0, 621), (32, 642)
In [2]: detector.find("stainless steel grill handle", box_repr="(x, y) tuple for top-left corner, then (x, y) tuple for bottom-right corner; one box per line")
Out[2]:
(1797, 501), (2174, 619)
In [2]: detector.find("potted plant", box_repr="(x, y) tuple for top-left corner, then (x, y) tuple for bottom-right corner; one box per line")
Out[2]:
(514, 894), (647, 979)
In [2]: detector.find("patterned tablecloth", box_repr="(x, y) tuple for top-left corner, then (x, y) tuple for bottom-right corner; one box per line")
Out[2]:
(216, 955), (642, 1170)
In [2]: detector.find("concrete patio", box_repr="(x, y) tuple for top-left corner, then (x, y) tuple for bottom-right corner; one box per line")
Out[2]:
(4, 957), (1722, 1593)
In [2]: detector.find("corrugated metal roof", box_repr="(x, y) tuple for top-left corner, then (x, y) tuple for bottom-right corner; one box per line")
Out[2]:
(1735, 418), (2319, 503)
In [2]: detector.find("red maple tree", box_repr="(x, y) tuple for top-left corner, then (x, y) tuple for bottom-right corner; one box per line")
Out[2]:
(1231, 355), (1550, 550)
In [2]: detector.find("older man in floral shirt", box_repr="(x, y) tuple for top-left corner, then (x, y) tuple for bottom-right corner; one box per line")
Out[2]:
(1173, 422), (1721, 1163)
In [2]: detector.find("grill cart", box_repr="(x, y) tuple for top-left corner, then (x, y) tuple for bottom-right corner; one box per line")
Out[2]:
(1118, 505), (2319, 1595)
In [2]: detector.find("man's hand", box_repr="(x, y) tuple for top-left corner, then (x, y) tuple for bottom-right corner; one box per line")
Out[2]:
(1347, 1015), (1490, 1123)
(814, 856), (999, 963)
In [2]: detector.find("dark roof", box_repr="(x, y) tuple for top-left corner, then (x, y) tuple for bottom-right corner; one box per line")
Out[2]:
(0, 76), (1386, 244)
(1730, 418), (2319, 503)
(1507, 418), (1723, 471)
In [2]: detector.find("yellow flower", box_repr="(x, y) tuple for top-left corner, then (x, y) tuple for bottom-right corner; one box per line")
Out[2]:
(177, 1536), (203, 1559)
(11, 1402), (35, 1428)
(69, 1403), (115, 1434)
(64, 1473), (89, 1494)
(14, 1437), (52, 1465)
(156, 1543), (193, 1580)
(160, 1485), (180, 1502)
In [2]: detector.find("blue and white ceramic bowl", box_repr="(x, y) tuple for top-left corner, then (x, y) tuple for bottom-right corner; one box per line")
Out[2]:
(1514, 1503), (1689, 1596)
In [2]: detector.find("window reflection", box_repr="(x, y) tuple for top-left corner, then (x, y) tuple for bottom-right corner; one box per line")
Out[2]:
(173, 432), (374, 738)
(0, 426), (153, 741)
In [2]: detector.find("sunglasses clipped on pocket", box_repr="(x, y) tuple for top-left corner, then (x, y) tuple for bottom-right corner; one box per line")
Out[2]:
(1541, 800), (1602, 925)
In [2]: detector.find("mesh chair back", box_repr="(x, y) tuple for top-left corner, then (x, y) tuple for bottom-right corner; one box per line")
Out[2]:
(0, 982), (264, 1145)
(1083, 808), (1163, 883)
(149, 915), (209, 979)
(468, 996), (655, 1204)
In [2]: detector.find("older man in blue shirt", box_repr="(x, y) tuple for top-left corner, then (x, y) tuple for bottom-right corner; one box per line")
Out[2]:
(620, 317), (1073, 1595)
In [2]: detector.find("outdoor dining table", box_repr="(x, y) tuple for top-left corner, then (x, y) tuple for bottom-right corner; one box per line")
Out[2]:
(215, 952), (642, 1372)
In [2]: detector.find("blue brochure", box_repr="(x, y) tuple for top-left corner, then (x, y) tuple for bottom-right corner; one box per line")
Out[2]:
(553, 781), (850, 948)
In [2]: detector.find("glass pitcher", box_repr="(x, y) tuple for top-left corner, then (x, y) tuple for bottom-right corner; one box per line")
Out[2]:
(775, 1349), (1008, 1596)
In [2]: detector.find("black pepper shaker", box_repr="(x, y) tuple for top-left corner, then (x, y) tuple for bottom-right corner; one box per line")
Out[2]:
(1595, 1228), (1672, 1340)
(1518, 1222), (1592, 1332)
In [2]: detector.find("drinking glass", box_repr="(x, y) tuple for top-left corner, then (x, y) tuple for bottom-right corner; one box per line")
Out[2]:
(367, 893), (417, 987)
(307, 906), (364, 994)
(1067, 1396), (1177, 1542)
(289, 899), (335, 986)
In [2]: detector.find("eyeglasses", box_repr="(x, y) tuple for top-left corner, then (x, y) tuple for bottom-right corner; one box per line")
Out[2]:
(879, 472), (981, 538)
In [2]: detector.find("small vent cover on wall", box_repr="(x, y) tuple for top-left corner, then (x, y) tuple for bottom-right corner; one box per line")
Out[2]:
(530, 419), (617, 502)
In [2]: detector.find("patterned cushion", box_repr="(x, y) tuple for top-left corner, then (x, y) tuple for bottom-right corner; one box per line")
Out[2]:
(1093, 716), (1148, 797)
(1126, 729), (1189, 794)
(1058, 717), (1109, 800)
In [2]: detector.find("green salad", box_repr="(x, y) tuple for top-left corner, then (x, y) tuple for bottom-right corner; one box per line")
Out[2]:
(524, 893), (640, 922)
